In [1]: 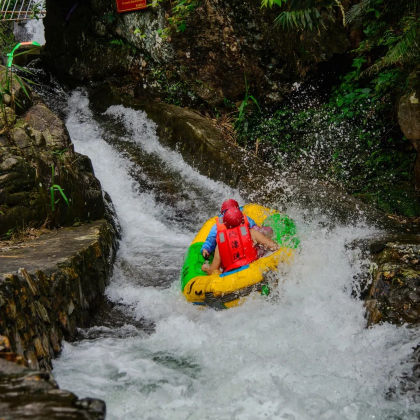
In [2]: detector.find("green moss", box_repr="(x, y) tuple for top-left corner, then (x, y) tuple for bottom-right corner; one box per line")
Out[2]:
(244, 104), (419, 217)
(355, 186), (420, 218)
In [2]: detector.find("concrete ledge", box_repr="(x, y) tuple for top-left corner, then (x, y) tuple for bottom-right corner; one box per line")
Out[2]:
(0, 220), (117, 370)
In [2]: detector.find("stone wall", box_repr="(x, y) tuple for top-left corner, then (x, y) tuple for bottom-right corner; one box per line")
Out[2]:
(364, 236), (420, 326)
(0, 220), (117, 370)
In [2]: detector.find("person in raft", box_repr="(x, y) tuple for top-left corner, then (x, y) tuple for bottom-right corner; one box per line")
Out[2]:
(201, 199), (273, 259)
(201, 207), (279, 275)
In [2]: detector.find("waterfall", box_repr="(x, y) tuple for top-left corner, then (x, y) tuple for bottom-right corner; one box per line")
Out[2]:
(14, 18), (45, 45)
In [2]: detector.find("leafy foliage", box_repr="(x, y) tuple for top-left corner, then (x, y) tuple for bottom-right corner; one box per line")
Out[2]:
(251, 0), (420, 216)
(244, 96), (417, 215)
(50, 165), (70, 212)
(260, 0), (344, 31)
(0, 50), (36, 131)
(150, 0), (201, 37)
(234, 76), (261, 140)
(347, 0), (420, 73)
(168, 0), (200, 33)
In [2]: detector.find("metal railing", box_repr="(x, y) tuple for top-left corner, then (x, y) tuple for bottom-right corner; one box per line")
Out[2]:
(0, 0), (45, 21)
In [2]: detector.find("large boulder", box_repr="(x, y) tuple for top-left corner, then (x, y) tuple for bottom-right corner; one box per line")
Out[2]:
(365, 236), (420, 326)
(0, 356), (106, 419)
(44, 0), (349, 106)
(398, 69), (420, 189)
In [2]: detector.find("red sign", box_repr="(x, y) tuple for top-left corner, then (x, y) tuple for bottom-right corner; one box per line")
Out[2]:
(116, 0), (146, 13)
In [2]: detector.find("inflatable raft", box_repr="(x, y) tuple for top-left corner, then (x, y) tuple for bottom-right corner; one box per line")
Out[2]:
(180, 204), (299, 309)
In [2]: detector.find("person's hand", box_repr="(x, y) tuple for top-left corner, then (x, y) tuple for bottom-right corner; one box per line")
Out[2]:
(202, 249), (210, 259)
(201, 263), (210, 274)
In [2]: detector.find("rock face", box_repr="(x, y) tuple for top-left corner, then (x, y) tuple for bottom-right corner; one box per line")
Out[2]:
(0, 220), (116, 370)
(44, 0), (349, 106)
(0, 356), (106, 419)
(365, 236), (420, 326)
(398, 69), (420, 190)
(0, 67), (105, 237)
(89, 85), (399, 228)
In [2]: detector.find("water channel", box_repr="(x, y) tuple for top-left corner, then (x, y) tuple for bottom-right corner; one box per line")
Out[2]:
(34, 88), (420, 419)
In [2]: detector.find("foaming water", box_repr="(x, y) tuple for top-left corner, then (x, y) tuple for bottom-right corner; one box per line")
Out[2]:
(54, 90), (420, 419)
(14, 17), (45, 45)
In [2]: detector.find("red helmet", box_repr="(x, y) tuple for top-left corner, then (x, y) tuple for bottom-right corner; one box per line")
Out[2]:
(220, 199), (239, 214)
(223, 207), (244, 229)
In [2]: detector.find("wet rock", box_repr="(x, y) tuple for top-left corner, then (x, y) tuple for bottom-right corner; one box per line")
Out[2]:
(0, 75), (106, 237)
(24, 104), (71, 149)
(92, 88), (399, 228)
(44, 0), (349, 106)
(11, 126), (31, 149)
(0, 220), (117, 369)
(0, 106), (16, 129)
(398, 69), (420, 189)
(0, 357), (106, 419)
(364, 235), (420, 326)
(386, 344), (420, 403)
(0, 335), (11, 351)
(0, 156), (21, 172)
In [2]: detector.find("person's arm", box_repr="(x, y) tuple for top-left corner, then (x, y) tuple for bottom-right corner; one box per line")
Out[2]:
(201, 246), (221, 275)
(201, 224), (217, 258)
(251, 229), (278, 251)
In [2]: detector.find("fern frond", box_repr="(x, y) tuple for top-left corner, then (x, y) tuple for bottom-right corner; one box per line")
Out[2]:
(345, 0), (376, 27)
(382, 0), (419, 17)
(346, 0), (419, 28)
(363, 19), (420, 75)
(275, 6), (334, 30)
(261, 0), (287, 8)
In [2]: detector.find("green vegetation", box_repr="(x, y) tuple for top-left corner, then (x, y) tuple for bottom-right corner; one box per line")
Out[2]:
(0, 44), (38, 131)
(0, 22), (15, 56)
(239, 0), (420, 217)
(150, 0), (201, 37)
(261, 0), (345, 30)
(106, 0), (419, 216)
(50, 165), (70, 212)
(234, 76), (261, 142)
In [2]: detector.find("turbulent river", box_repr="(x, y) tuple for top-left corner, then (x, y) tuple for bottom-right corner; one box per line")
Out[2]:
(50, 90), (420, 419)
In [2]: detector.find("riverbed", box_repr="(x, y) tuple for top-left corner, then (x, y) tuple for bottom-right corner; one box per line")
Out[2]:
(48, 89), (420, 420)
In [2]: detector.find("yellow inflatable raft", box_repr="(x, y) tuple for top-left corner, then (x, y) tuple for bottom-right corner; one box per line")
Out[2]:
(180, 203), (299, 309)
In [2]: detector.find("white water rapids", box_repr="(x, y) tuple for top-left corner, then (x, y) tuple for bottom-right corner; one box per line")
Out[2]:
(53, 90), (420, 419)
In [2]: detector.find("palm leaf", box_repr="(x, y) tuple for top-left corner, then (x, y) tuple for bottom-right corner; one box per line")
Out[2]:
(12, 64), (34, 75)
(18, 76), (38, 86)
(346, 0), (419, 27)
(249, 95), (261, 112)
(275, 6), (330, 30)
(53, 185), (70, 207)
(261, 0), (286, 8)
(13, 75), (30, 99)
(50, 187), (55, 211)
